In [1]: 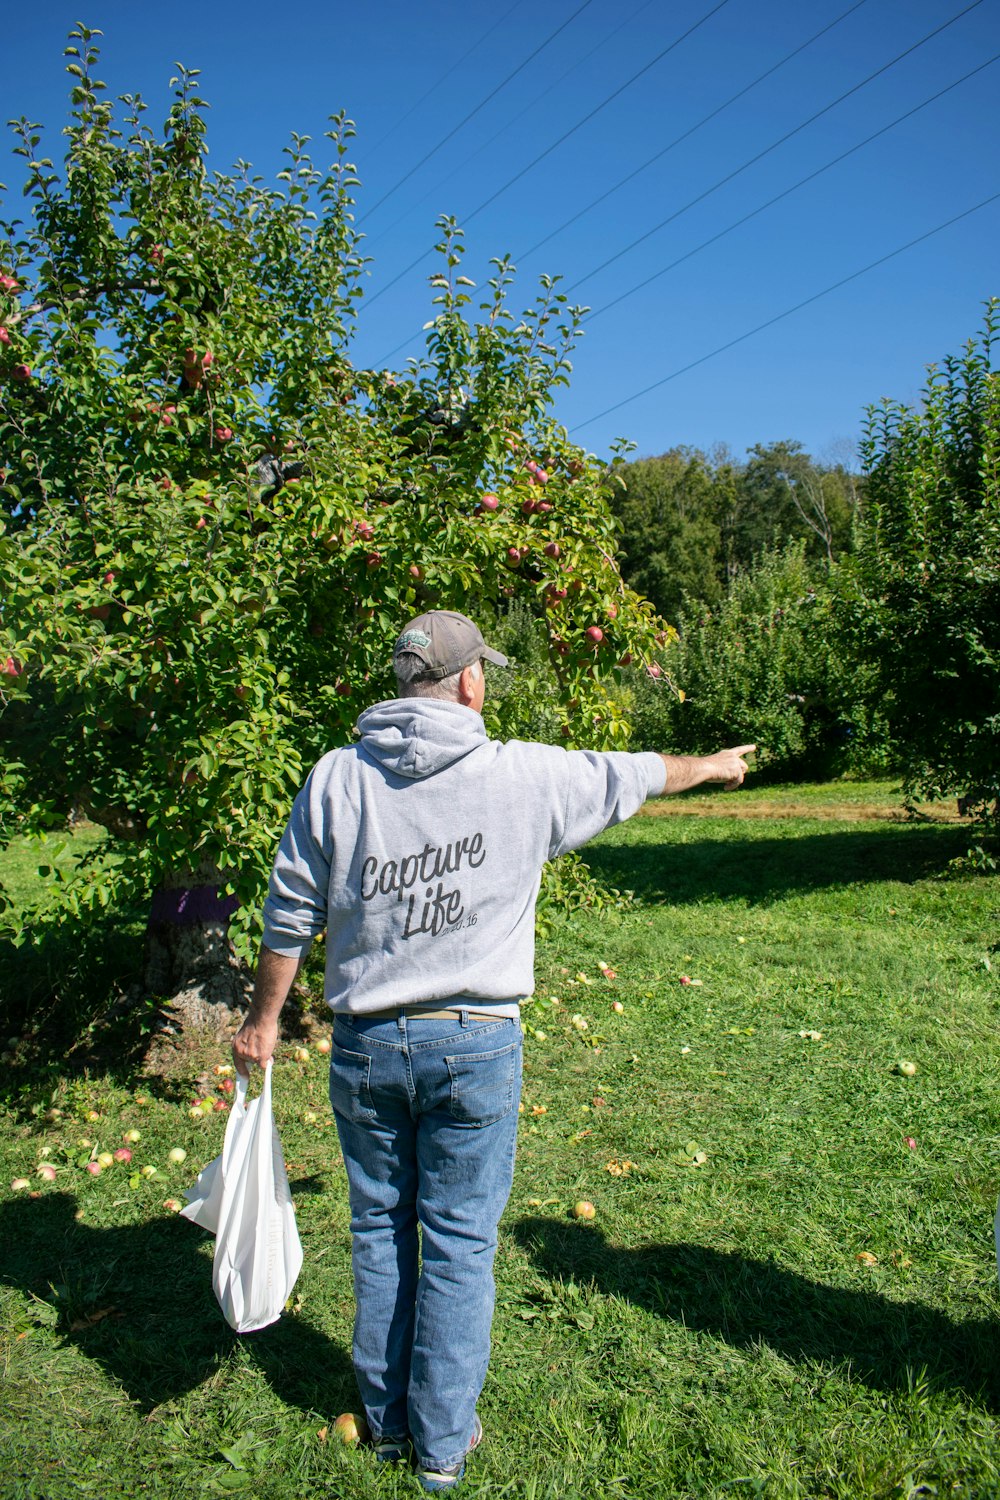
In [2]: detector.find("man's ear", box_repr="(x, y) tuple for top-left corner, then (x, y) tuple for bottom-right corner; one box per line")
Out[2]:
(457, 661), (481, 705)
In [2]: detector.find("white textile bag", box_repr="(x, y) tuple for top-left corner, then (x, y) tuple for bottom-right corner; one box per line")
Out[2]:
(181, 1060), (303, 1332)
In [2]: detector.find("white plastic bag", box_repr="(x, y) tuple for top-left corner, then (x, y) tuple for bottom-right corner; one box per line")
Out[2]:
(181, 1060), (303, 1332)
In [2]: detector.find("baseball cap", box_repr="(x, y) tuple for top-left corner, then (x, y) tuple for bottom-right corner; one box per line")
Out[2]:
(392, 610), (509, 682)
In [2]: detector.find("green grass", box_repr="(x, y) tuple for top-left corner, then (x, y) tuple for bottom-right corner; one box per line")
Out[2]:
(1, 786), (998, 1498)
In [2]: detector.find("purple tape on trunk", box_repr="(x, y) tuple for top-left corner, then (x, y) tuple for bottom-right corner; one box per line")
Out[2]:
(149, 885), (239, 927)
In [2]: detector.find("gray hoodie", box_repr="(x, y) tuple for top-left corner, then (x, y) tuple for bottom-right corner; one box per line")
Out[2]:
(262, 698), (666, 1015)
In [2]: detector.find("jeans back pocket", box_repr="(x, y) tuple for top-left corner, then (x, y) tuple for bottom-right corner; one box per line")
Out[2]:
(445, 1040), (520, 1128)
(329, 1035), (376, 1121)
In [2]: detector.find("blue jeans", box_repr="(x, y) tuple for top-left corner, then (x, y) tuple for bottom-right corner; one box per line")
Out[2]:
(329, 1009), (522, 1472)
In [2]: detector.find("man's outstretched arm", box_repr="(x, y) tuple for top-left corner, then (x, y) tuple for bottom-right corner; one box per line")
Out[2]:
(232, 946), (302, 1077)
(658, 745), (756, 795)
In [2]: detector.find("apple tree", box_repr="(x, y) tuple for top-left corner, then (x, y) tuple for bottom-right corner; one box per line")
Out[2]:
(0, 28), (668, 1018)
(843, 301), (1000, 834)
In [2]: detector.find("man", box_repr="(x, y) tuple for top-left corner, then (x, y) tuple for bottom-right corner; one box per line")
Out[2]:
(233, 609), (753, 1491)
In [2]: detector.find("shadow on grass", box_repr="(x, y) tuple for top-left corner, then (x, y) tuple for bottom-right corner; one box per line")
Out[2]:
(514, 1217), (1000, 1407)
(0, 1191), (356, 1417)
(586, 822), (973, 907)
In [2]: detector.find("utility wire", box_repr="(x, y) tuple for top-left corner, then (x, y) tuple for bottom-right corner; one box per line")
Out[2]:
(518, 0), (871, 263)
(366, 7), (987, 371)
(584, 50), (1000, 323)
(363, 0), (733, 309)
(361, 0), (597, 222)
(365, 0), (661, 254)
(364, 0), (527, 160)
(566, 0), (986, 294)
(572, 190), (1000, 433)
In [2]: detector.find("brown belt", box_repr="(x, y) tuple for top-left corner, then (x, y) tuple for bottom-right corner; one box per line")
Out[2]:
(354, 1006), (511, 1022)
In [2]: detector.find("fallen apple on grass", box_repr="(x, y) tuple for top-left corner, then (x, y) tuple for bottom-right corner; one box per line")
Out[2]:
(11, 1178), (30, 1192)
(167, 1148), (187, 1165)
(315, 1037), (331, 1055)
(898, 1061), (917, 1077)
(572, 1201), (596, 1221)
(332, 1412), (369, 1445)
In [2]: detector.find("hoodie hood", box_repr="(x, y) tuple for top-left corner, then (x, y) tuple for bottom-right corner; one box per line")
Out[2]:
(355, 698), (489, 781)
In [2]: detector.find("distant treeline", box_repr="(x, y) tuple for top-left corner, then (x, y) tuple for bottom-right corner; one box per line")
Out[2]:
(610, 439), (861, 623)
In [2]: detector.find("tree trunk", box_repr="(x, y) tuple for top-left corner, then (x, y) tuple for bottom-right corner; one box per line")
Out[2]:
(144, 864), (251, 1032)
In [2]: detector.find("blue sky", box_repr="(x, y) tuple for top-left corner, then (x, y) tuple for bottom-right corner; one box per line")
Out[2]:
(6, 0), (998, 468)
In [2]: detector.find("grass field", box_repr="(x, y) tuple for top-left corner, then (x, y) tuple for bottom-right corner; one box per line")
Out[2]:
(1, 784), (998, 1498)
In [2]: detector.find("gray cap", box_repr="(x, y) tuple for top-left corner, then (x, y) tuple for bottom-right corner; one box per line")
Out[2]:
(392, 610), (509, 682)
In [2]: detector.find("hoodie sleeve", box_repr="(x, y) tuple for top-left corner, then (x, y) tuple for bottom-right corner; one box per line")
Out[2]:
(261, 760), (334, 957)
(547, 748), (667, 859)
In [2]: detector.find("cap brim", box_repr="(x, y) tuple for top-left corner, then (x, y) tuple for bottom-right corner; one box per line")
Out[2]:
(482, 646), (509, 668)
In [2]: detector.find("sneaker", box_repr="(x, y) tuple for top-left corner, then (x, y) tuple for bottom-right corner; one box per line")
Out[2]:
(371, 1433), (411, 1464)
(415, 1414), (483, 1491)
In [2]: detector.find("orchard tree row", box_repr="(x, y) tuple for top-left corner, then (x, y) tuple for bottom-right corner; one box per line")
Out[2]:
(622, 303), (999, 839)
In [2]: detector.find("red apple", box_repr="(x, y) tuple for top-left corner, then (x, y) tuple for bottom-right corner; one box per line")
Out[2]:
(2, 656), (21, 677)
(12, 364), (31, 382)
(365, 551), (383, 568)
(521, 499), (536, 517)
(479, 493), (499, 511)
(585, 626), (604, 646)
(0, 274), (18, 293)
(214, 426), (233, 442)
(606, 603), (618, 620)
(506, 546), (523, 569)
(0, 327), (10, 345)
(543, 542), (561, 559)
(572, 1200), (596, 1220)
(408, 564), (424, 581)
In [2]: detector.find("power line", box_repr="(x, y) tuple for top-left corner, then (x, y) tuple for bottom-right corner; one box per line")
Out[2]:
(368, 44), (995, 371)
(462, 0), (733, 227)
(361, 0), (597, 222)
(363, 0), (733, 310)
(572, 190), (1000, 433)
(584, 50), (1000, 323)
(364, 0), (527, 160)
(517, 0), (871, 264)
(365, 0), (661, 254)
(565, 0), (986, 295)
